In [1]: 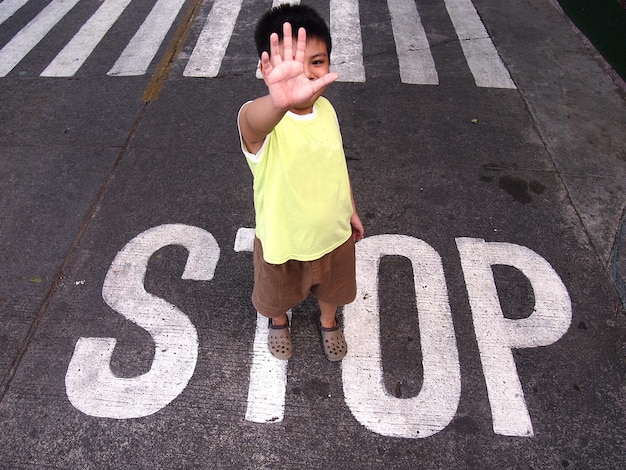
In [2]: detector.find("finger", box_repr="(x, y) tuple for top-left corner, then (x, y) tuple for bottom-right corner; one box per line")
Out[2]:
(269, 32), (281, 65)
(294, 27), (306, 63)
(282, 22), (293, 60)
(311, 72), (339, 92)
(260, 51), (272, 77)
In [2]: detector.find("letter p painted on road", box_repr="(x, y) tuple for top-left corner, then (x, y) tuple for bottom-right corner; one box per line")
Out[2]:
(456, 238), (572, 436)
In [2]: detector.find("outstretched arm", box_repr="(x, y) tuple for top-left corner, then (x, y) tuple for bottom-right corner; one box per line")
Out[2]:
(238, 23), (338, 154)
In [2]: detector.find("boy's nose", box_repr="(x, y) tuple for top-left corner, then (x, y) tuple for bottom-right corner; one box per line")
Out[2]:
(304, 65), (315, 80)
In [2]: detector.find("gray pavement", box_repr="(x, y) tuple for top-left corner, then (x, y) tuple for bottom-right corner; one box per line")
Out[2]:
(1, 0), (626, 468)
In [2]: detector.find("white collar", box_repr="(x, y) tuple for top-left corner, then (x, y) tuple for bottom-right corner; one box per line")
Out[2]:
(286, 103), (318, 120)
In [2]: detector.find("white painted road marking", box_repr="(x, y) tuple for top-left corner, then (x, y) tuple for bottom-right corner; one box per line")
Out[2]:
(235, 227), (293, 424)
(456, 238), (571, 436)
(0, 0), (30, 26)
(42, 0), (134, 77)
(0, 0), (516, 87)
(233, 226), (256, 253)
(65, 225), (571, 437)
(329, 0), (366, 82)
(342, 235), (461, 438)
(108, 0), (186, 76)
(387, 0), (438, 85)
(183, 0), (244, 78)
(444, 0), (516, 88)
(0, 0), (81, 77)
(245, 310), (292, 423)
(65, 224), (219, 419)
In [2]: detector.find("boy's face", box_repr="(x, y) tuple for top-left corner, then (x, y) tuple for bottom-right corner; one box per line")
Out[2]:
(269, 36), (331, 114)
(298, 37), (331, 80)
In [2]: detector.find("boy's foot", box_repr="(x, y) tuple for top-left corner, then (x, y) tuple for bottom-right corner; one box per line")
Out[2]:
(268, 317), (292, 360)
(320, 322), (347, 361)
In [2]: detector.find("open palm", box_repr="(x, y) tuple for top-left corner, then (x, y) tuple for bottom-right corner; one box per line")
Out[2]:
(260, 23), (338, 110)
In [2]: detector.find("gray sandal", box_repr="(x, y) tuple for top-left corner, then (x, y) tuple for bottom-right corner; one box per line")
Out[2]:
(320, 323), (347, 361)
(268, 318), (292, 360)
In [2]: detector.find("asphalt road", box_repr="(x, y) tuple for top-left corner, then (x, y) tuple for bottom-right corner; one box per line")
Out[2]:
(1, 0), (625, 468)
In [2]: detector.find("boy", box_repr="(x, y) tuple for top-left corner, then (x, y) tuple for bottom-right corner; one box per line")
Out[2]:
(238, 4), (364, 361)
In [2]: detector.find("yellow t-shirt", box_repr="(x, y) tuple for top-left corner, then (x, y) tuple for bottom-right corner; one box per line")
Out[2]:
(239, 97), (353, 264)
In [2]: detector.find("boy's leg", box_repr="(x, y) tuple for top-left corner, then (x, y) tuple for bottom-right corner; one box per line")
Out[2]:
(269, 311), (289, 326)
(267, 310), (292, 360)
(318, 299), (338, 328)
(252, 238), (304, 359)
(318, 299), (347, 361)
(252, 237), (307, 322)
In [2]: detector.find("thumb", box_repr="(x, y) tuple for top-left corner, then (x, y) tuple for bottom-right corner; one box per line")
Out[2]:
(312, 72), (339, 92)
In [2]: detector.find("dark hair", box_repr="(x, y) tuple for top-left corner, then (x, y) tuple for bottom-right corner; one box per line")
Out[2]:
(254, 4), (332, 59)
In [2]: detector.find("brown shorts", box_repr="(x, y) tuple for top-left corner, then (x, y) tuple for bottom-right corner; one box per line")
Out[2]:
(252, 236), (357, 318)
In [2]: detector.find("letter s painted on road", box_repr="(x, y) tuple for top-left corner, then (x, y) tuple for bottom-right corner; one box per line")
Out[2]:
(65, 224), (220, 419)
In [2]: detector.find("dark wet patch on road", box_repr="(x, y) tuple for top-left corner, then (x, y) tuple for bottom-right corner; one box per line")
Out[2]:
(498, 175), (546, 204)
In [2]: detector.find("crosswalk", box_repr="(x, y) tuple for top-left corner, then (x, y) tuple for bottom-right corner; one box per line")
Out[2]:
(0, 0), (516, 88)
(41, 0), (135, 77)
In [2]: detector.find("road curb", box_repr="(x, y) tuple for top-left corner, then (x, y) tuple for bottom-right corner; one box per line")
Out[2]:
(610, 207), (626, 310)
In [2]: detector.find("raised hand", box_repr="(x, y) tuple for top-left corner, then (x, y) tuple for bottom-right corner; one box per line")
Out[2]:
(260, 22), (338, 111)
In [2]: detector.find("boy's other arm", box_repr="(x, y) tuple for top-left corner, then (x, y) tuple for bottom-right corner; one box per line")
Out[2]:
(349, 181), (364, 242)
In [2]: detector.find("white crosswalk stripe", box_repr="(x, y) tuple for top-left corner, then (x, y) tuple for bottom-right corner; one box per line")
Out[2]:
(0, 0), (516, 88)
(330, 0), (365, 83)
(42, 0), (134, 77)
(108, 0), (186, 76)
(0, 0), (81, 77)
(183, 0), (244, 78)
(444, 0), (516, 89)
(388, 0), (438, 85)
(0, 0), (30, 26)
